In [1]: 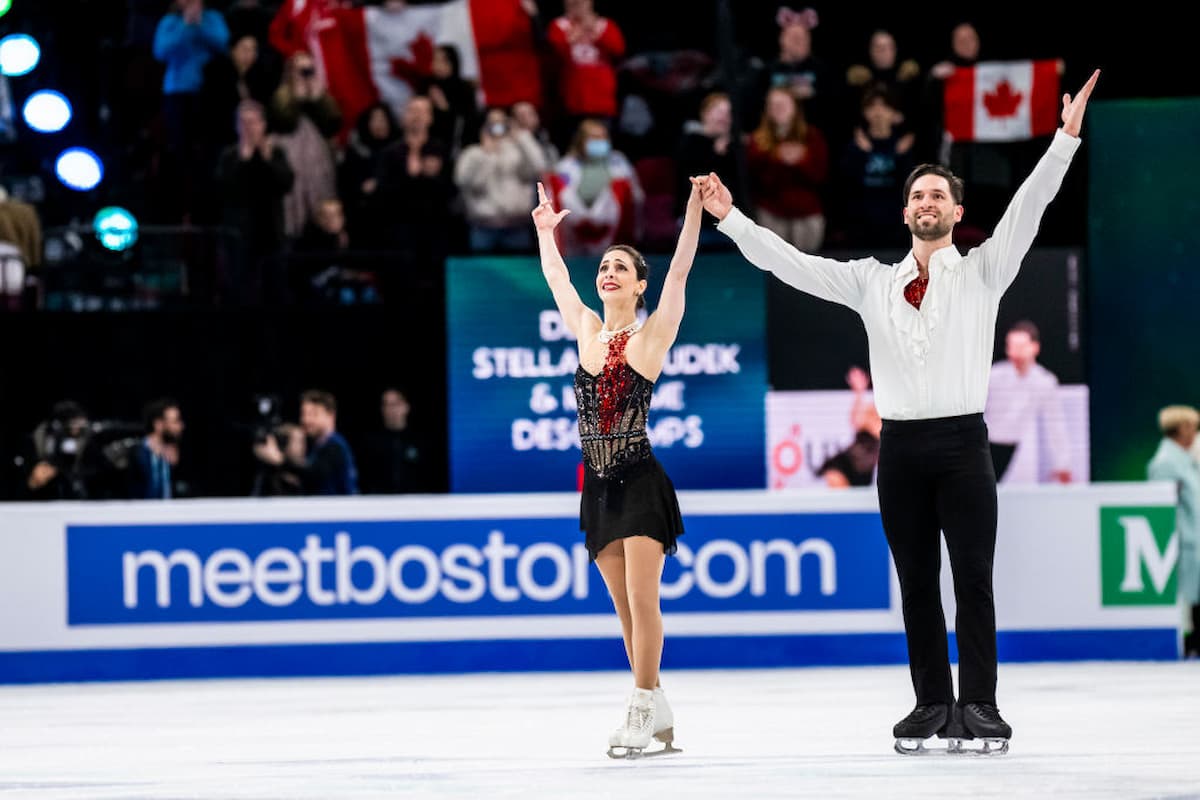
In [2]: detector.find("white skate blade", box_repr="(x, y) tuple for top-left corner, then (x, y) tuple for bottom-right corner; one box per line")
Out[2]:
(607, 730), (682, 760)
(606, 742), (682, 760)
(894, 737), (1009, 756)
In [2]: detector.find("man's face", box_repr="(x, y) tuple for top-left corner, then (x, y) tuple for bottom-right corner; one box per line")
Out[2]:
(316, 200), (345, 234)
(404, 97), (434, 132)
(952, 23), (980, 62)
(869, 32), (896, 70)
(1005, 331), (1039, 367)
(160, 407), (185, 444)
(1178, 420), (1199, 450)
(301, 402), (334, 438)
(238, 107), (266, 144)
(381, 391), (410, 430)
(903, 174), (961, 241)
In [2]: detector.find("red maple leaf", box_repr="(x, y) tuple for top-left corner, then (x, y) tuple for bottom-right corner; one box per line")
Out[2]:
(983, 80), (1023, 118)
(389, 31), (436, 88)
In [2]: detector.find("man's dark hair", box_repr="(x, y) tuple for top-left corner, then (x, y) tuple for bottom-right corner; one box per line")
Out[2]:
(301, 389), (337, 414)
(902, 163), (965, 206)
(142, 397), (178, 433)
(51, 400), (87, 424)
(1008, 320), (1041, 343)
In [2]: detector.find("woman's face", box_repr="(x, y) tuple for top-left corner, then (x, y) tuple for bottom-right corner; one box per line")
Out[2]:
(701, 98), (732, 136)
(766, 90), (796, 127)
(432, 48), (453, 79)
(231, 36), (258, 73)
(595, 250), (644, 307)
(869, 32), (896, 70)
(367, 107), (392, 140)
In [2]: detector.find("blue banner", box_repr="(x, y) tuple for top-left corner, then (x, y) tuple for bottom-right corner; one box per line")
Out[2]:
(446, 255), (767, 492)
(66, 512), (889, 625)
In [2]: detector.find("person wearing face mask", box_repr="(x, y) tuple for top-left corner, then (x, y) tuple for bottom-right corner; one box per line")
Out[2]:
(454, 108), (550, 253)
(546, 119), (643, 256)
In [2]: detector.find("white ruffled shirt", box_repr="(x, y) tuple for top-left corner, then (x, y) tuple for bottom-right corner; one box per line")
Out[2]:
(718, 129), (1081, 420)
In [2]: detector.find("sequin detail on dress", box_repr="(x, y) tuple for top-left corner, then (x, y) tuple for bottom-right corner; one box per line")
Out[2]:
(904, 275), (929, 309)
(575, 331), (653, 480)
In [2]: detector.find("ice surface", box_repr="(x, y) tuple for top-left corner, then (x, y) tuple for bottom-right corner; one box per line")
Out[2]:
(1, 662), (1198, 799)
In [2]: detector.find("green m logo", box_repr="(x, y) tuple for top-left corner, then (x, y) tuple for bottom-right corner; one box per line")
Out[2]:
(1100, 506), (1178, 606)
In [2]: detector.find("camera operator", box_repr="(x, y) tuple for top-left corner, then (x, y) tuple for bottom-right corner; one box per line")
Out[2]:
(18, 401), (96, 500)
(253, 389), (358, 495)
(129, 398), (185, 499)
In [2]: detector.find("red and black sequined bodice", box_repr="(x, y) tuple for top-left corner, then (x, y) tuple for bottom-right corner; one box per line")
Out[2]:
(575, 332), (654, 479)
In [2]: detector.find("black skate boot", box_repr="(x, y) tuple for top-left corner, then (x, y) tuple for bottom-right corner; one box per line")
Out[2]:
(892, 704), (949, 755)
(952, 703), (1011, 755)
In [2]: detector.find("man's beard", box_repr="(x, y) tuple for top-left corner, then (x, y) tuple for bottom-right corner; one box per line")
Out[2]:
(908, 214), (953, 241)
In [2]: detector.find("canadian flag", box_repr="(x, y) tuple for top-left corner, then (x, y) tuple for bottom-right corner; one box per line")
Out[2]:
(269, 0), (541, 134)
(943, 60), (1060, 143)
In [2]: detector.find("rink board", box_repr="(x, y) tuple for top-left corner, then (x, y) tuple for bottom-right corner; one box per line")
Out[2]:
(0, 484), (1180, 683)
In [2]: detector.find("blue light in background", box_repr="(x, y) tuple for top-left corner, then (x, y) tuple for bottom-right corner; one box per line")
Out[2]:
(22, 90), (71, 133)
(55, 147), (103, 191)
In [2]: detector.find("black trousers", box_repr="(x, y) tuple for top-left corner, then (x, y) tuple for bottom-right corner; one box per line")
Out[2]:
(877, 413), (999, 706)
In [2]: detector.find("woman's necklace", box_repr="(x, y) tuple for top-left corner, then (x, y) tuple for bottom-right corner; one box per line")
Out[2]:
(597, 321), (641, 342)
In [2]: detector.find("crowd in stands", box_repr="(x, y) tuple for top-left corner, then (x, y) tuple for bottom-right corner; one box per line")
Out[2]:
(2, 0), (1069, 308)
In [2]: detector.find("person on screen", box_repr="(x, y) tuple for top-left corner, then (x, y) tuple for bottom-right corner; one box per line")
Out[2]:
(698, 70), (1100, 753)
(531, 176), (703, 758)
(1147, 405), (1200, 658)
(818, 366), (881, 488)
(984, 320), (1072, 483)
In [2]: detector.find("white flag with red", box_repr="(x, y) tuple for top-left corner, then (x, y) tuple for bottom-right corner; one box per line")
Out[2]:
(269, 0), (541, 135)
(943, 60), (1060, 143)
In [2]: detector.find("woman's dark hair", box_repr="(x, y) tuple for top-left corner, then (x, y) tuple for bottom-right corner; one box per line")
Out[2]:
(355, 101), (399, 145)
(603, 244), (650, 310)
(436, 44), (462, 78)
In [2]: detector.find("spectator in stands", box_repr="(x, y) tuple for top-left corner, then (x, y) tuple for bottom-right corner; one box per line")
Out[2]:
(154, 0), (230, 222)
(454, 107), (550, 253)
(1147, 405), (1200, 658)
(270, 51), (343, 238)
(512, 100), (559, 168)
(292, 198), (378, 304)
(253, 389), (358, 495)
(215, 99), (294, 304)
(359, 388), (431, 494)
(129, 398), (185, 499)
(375, 95), (455, 275)
(839, 87), (915, 248)
(426, 44), (479, 158)
(0, 187), (41, 309)
(747, 87), (828, 252)
(546, 0), (626, 145)
(844, 30), (921, 130)
(756, 6), (831, 133)
(202, 33), (278, 154)
(547, 119), (643, 256)
(675, 92), (746, 233)
(339, 103), (400, 247)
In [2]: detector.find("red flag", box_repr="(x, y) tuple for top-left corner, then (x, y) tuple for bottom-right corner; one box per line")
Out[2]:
(943, 60), (1060, 143)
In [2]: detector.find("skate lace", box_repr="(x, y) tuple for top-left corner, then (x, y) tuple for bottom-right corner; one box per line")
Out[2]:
(966, 703), (1001, 722)
(626, 701), (653, 735)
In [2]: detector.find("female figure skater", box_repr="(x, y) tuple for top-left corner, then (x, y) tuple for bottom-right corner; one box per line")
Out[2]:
(532, 177), (702, 758)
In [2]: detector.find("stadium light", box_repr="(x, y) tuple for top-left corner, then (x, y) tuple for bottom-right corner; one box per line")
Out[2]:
(55, 147), (103, 191)
(22, 89), (71, 133)
(93, 206), (139, 252)
(0, 33), (40, 77)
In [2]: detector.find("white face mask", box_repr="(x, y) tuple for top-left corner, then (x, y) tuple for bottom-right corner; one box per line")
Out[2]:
(584, 139), (611, 160)
(488, 122), (508, 137)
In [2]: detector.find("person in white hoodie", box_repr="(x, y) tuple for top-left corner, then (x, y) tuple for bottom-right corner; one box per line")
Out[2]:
(454, 107), (549, 253)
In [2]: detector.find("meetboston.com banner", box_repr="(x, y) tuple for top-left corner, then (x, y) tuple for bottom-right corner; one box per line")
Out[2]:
(446, 255), (767, 492)
(0, 484), (1180, 683)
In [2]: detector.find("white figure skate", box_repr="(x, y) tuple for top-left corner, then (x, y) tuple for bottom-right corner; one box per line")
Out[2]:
(607, 687), (682, 759)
